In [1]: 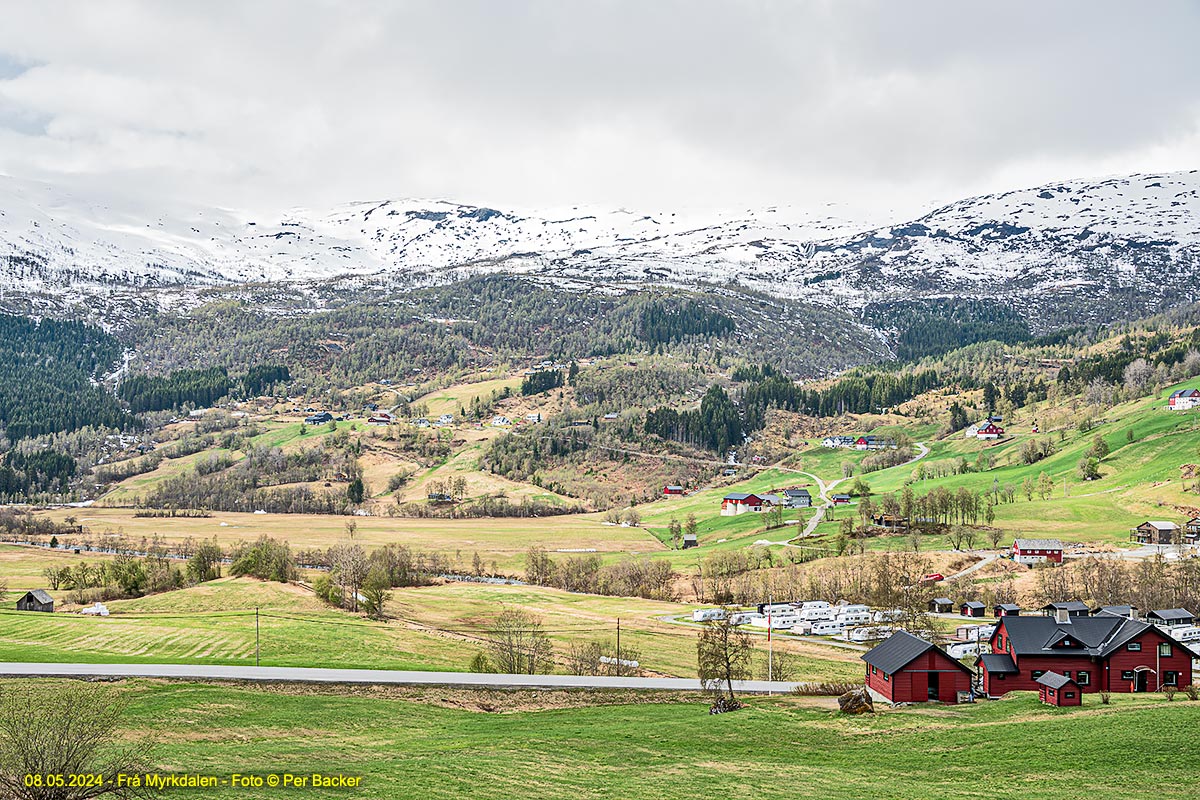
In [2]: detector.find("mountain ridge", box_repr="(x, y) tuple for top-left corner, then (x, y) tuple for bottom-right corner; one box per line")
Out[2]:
(2, 170), (1198, 331)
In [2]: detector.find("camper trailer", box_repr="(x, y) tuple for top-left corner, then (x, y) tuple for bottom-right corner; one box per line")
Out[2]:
(810, 619), (846, 636)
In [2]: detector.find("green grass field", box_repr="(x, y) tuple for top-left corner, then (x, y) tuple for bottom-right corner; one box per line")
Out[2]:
(19, 680), (1199, 799)
(0, 578), (862, 681)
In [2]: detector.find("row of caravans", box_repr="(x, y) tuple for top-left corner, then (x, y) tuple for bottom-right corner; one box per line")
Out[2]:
(694, 601), (904, 636)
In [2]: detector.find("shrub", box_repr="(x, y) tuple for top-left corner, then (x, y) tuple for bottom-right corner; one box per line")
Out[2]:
(1184, 684), (1199, 701)
(1163, 686), (1177, 701)
(1100, 691), (1111, 705)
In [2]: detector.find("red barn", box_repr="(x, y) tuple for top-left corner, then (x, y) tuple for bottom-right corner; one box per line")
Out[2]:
(1012, 538), (1064, 565)
(861, 631), (973, 705)
(1036, 671), (1081, 706)
(663, 485), (684, 496)
(978, 612), (1193, 698)
(976, 422), (1005, 439)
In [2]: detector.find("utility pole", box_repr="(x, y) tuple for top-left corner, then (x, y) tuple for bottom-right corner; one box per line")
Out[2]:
(255, 607), (260, 667)
(616, 617), (621, 675)
(768, 592), (773, 691)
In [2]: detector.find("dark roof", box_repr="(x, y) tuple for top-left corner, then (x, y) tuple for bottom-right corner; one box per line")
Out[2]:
(1041, 601), (1090, 613)
(783, 488), (811, 497)
(996, 603), (1021, 612)
(861, 631), (971, 675)
(1093, 605), (1135, 617)
(998, 615), (1191, 659)
(831, 493), (851, 499)
(962, 601), (985, 609)
(25, 589), (53, 604)
(1148, 608), (1194, 622)
(978, 653), (1018, 674)
(932, 597), (953, 605)
(723, 492), (757, 501)
(1035, 671), (1077, 690)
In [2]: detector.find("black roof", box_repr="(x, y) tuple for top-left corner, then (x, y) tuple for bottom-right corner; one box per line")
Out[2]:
(23, 589), (53, 604)
(1035, 671), (1077, 690)
(1093, 605), (1135, 617)
(996, 603), (1021, 611)
(861, 631), (970, 675)
(1147, 608), (1194, 622)
(962, 601), (986, 609)
(978, 653), (1018, 674)
(932, 597), (953, 605)
(998, 615), (1191, 658)
(1041, 600), (1090, 613)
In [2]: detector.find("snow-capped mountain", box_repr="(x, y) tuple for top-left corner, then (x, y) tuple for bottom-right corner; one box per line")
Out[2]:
(2, 170), (1198, 328)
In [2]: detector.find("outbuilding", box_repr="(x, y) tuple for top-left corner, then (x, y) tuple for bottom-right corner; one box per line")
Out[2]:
(1013, 538), (1064, 565)
(930, 597), (954, 614)
(861, 631), (974, 705)
(960, 601), (986, 618)
(1147, 608), (1195, 628)
(1035, 671), (1082, 707)
(16, 589), (54, 613)
(994, 603), (1021, 618)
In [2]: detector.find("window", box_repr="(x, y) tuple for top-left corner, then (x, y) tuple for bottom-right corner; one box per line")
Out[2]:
(996, 634), (1003, 650)
(1076, 671), (1090, 686)
(1121, 670), (1135, 680)
(1031, 670), (1045, 680)
(883, 673), (890, 682)
(1062, 670), (1071, 678)
(1065, 692), (1076, 699)
(1164, 671), (1179, 686)
(1127, 642), (1141, 652)
(1159, 643), (1172, 657)
(1047, 689), (1055, 697)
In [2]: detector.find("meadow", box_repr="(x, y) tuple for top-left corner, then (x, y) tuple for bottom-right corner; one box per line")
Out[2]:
(0, 577), (863, 681)
(21, 679), (1200, 799)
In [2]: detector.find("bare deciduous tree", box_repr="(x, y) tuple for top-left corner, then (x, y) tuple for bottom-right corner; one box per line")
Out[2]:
(488, 608), (554, 674)
(329, 540), (369, 611)
(0, 683), (153, 800)
(697, 613), (754, 703)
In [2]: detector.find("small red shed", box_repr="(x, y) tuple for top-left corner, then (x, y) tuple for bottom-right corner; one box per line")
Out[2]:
(960, 601), (986, 618)
(1035, 671), (1081, 706)
(663, 485), (684, 496)
(862, 631), (973, 705)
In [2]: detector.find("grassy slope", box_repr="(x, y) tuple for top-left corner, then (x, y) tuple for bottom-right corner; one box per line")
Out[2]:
(0, 577), (861, 681)
(53, 681), (1200, 799)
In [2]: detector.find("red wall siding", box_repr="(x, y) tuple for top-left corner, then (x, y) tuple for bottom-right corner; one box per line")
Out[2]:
(985, 621), (1193, 696)
(867, 650), (971, 703)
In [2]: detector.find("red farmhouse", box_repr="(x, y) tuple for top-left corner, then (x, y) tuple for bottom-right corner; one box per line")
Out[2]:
(1036, 671), (1081, 706)
(663, 485), (684, 496)
(978, 612), (1193, 698)
(1012, 538), (1064, 565)
(862, 631), (973, 705)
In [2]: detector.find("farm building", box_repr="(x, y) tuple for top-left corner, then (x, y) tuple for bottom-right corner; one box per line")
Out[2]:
(1093, 605), (1137, 619)
(1168, 388), (1200, 410)
(821, 436), (856, 449)
(994, 604), (1021, 618)
(1147, 608), (1195, 628)
(1012, 538), (1064, 565)
(1036, 672), (1082, 707)
(960, 601), (986, 618)
(781, 488), (812, 508)
(861, 631), (973, 705)
(975, 422), (1004, 440)
(17, 590), (53, 613)
(721, 492), (765, 515)
(1130, 521), (1180, 545)
(831, 494), (851, 505)
(304, 411), (333, 425)
(978, 611), (1194, 698)
(682, 532), (698, 549)
(1040, 601), (1089, 617)
(663, 485), (685, 496)
(930, 597), (954, 614)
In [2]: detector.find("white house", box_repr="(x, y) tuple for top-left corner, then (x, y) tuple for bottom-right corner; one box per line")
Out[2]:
(1168, 389), (1200, 410)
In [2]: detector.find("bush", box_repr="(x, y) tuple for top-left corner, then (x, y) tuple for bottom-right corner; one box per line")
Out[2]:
(1163, 686), (1177, 701)
(1100, 691), (1111, 705)
(1184, 684), (1199, 701)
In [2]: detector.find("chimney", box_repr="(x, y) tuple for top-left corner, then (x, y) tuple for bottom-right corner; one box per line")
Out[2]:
(1054, 607), (1070, 624)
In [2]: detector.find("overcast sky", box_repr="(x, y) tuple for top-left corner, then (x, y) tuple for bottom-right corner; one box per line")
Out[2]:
(0, 1), (1197, 219)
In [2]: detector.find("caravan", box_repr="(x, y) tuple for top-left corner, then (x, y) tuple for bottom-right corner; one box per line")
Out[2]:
(837, 610), (872, 626)
(810, 619), (846, 636)
(691, 608), (726, 622)
(801, 606), (836, 622)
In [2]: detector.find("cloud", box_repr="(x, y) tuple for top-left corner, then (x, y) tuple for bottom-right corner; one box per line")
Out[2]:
(0, 0), (1196, 217)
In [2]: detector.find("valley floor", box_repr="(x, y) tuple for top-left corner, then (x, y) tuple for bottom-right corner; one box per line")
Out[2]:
(14, 679), (1199, 800)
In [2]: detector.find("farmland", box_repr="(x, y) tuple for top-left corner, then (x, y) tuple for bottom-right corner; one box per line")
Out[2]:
(14, 679), (1200, 799)
(0, 577), (864, 681)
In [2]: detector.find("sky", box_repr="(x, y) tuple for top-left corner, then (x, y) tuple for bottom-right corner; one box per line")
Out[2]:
(0, 0), (1197, 220)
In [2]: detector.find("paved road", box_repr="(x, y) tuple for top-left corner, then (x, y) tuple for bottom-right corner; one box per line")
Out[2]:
(0, 662), (802, 694)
